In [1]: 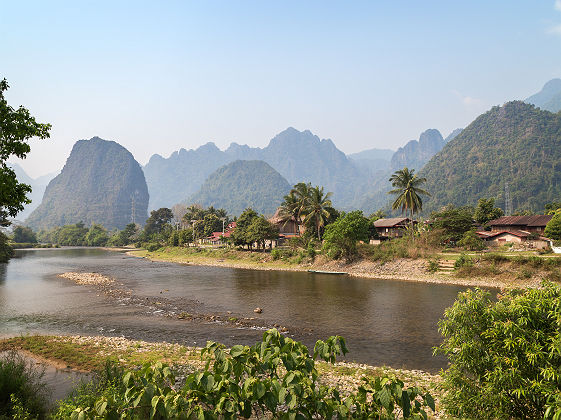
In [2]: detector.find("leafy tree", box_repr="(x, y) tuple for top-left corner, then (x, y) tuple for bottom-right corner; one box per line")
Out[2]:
(545, 212), (561, 240)
(0, 79), (50, 261)
(231, 208), (259, 248)
(203, 213), (223, 237)
(473, 197), (504, 225)
(12, 225), (37, 243)
(430, 205), (474, 242)
(322, 211), (371, 262)
(39, 222), (88, 246)
(301, 185), (333, 240)
(457, 229), (486, 251)
(85, 224), (109, 246)
(545, 201), (561, 215)
(0, 79), (51, 226)
(436, 284), (561, 419)
(388, 167), (430, 223)
(246, 216), (279, 250)
(144, 208), (173, 237)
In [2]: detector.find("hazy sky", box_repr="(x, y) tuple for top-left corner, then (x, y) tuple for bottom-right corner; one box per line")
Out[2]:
(2, 1), (561, 178)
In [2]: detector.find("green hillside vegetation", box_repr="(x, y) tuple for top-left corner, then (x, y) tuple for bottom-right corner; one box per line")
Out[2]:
(25, 137), (149, 230)
(419, 101), (561, 213)
(187, 160), (291, 216)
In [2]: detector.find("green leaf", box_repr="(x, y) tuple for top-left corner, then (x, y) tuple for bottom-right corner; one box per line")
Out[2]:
(94, 399), (107, 415)
(230, 345), (244, 357)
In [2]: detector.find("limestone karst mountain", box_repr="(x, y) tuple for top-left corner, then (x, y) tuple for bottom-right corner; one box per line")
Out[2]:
(26, 137), (149, 230)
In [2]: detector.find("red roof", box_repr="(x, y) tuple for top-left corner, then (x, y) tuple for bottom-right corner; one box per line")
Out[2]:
(482, 230), (549, 241)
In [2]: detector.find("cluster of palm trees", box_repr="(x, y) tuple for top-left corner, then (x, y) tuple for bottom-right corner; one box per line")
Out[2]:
(278, 182), (335, 240)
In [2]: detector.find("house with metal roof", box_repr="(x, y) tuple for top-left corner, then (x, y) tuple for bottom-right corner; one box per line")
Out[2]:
(373, 217), (412, 238)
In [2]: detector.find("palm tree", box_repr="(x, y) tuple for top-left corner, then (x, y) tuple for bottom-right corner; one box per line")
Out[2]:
(301, 186), (333, 240)
(388, 167), (430, 224)
(278, 191), (300, 232)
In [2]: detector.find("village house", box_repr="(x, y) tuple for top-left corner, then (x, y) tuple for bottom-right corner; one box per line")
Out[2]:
(269, 209), (301, 245)
(373, 217), (413, 239)
(476, 215), (552, 249)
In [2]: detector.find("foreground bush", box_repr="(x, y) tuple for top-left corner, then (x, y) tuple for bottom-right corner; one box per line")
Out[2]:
(0, 350), (49, 419)
(64, 329), (434, 419)
(436, 284), (561, 419)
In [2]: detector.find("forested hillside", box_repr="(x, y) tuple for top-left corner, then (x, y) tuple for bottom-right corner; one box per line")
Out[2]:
(419, 101), (561, 213)
(26, 137), (149, 230)
(186, 160), (291, 216)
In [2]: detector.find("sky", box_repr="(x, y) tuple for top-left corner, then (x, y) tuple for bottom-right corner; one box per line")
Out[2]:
(2, 1), (561, 178)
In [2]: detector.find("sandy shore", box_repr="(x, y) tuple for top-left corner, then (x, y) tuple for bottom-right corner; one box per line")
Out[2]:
(128, 249), (542, 290)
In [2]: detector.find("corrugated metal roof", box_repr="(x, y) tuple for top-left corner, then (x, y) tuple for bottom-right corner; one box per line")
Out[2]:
(488, 215), (552, 227)
(373, 217), (410, 228)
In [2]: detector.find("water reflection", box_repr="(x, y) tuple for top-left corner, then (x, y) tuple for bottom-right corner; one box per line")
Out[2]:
(0, 248), (476, 371)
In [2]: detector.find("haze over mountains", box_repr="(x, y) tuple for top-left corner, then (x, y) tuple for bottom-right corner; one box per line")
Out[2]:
(16, 78), (561, 228)
(7, 163), (57, 221)
(144, 127), (370, 211)
(26, 137), (149, 230)
(525, 79), (561, 113)
(187, 160), (291, 216)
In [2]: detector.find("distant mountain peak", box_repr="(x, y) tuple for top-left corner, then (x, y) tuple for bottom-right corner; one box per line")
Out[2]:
(525, 78), (561, 113)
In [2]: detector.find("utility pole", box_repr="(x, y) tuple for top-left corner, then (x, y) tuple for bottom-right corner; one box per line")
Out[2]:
(130, 193), (136, 224)
(505, 182), (513, 216)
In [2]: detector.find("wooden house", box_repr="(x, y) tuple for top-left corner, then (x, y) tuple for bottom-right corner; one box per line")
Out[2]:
(477, 215), (553, 249)
(487, 215), (552, 234)
(373, 217), (412, 239)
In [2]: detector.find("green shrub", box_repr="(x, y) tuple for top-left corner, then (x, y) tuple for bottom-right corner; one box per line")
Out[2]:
(436, 284), (561, 419)
(65, 330), (434, 419)
(482, 253), (509, 263)
(0, 350), (48, 419)
(426, 258), (439, 273)
(453, 254), (473, 269)
(457, 230), (486, 251)
(145, 242), (161, 252)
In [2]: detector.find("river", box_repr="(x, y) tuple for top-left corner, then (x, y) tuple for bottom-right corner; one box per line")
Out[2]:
(0, 248), (474, 372)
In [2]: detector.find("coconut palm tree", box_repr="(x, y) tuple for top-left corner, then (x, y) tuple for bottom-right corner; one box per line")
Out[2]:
(301, 186), (333, 240)
(388, 167), (430, 223)
(277, 191), (301, 233)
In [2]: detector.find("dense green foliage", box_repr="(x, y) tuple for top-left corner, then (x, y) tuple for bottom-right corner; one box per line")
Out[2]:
(420, 101), (561, 213)
(545, 212), (561, 240)
(436, 284), (561, 419)
(0, 78), (50, 262)
(187, 160), (291, 216)
(144, 208), (173, 237)
(61, 329), (434, 419)
(26, 137), (149, 231)
(323, 211), (371, 262)
(85, 224), (110, 247)
(12, 225), (37, 243)
(38, 222), (89, 246)
(457, 230), (486, 250)
(230, 208), (278, 249)
(473, 197), (504, 226)
(0, 78), (51, 226)
(0, 351), (48, 419)
(430, 205), (474, 242)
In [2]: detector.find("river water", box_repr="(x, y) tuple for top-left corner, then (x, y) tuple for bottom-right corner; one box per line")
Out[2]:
(0, 248), (473, 372)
